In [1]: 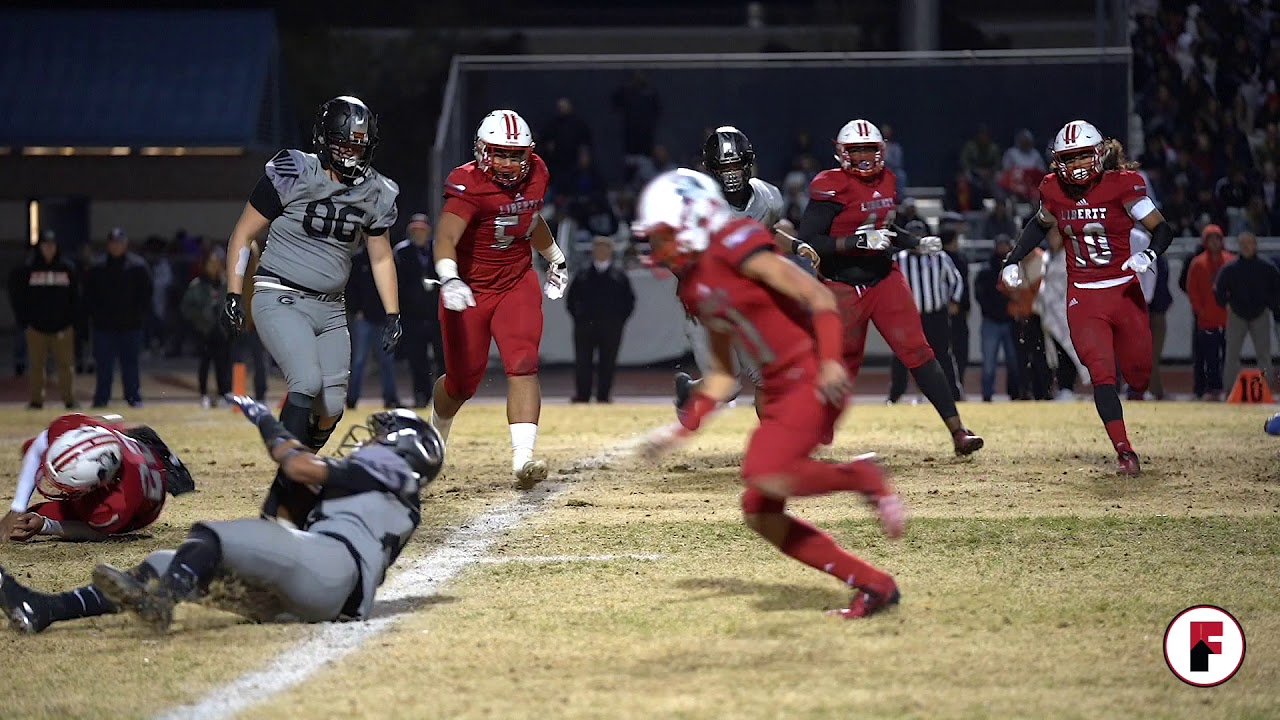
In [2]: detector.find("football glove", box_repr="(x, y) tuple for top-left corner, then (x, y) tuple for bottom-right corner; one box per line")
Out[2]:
(222, 293), (245, 338)
(1000, 263), (1023, 288)
(381, 313), (403, 354)
(854, 224), (896, 251)
(1121, 249), (1157, 274)
(544, 262), (569, 300)
(440, 277), (476, 312)
(916, 235), (943, 255)
(226, 394), (273, 425)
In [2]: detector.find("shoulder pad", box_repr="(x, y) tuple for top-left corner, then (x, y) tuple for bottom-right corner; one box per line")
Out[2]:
(266, 148), (303, 178)
(809, 169), (845, 197)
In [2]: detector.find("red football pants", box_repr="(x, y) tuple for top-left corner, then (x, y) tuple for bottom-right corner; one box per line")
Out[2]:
(439, 269), (543, 401)
(1066, 279), (1151, 390)
(826, 266), (935, 376)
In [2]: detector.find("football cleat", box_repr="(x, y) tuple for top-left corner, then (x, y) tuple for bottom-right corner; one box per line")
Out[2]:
(0, 566), (53, 634)
(93, 563), (174, 633)
(514, 459), (549, 490)
(873, 494), (907, 540)
(830, 579), (900, 619)
(1115, 442), (1141, 476)
(952, 428), (984, 456)
(673, 372), (695, 408)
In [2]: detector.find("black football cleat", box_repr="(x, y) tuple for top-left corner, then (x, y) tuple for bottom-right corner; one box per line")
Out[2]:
(674, 372), (695, 408)
(0, 566), (54, 634)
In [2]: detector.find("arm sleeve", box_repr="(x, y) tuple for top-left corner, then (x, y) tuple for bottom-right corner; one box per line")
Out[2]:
(1148, 220), (1174, 257)
(797, 200), (844, 257)
(249, 174), (285, 220)
(12, 430), (48, 512)
(1005, 212), (1052, 266)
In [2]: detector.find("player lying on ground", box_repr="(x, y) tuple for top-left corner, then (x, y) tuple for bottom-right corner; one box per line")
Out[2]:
(0, 401), (442, 634)
(429, 109), (568, 488)
(674, 126), (821, 418)
(633, 169), (907, 619)
(800, 118), (983, 456)
(0, 413), (194, 543)
(1000, 121), (1172, 475)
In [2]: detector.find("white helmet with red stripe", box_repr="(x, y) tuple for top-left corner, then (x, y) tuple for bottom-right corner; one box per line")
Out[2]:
(835, 119), (885, 179)
(474, 109), (534, 186)
(1051, 120), (1105, 185)
(631, 168), (731, 269)
(37, 425), (123, 500)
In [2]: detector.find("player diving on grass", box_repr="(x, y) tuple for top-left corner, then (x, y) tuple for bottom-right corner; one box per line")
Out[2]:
(0, 400), (442, 634)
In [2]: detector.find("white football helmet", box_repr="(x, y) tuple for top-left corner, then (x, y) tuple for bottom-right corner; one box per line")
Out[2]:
(474, 109), (534, 186)
(1050, 120), (1105, 185)
(37, 425), (123, 500)
(631, 169), (731, 268)
(835, 119), (885, 179)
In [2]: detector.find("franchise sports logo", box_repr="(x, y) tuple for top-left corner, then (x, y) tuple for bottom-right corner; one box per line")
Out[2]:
(1163, 605), (1246, 687)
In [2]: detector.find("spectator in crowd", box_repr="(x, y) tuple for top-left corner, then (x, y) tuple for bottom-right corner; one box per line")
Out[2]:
(881, 123), (907, 195)
(540, 97), (593, 191)
(181, 251), (231, 408)
(941, 228), (971, 399)
(960, 124), (1002, 200)
(982, 201), (1019, 240)
(999, 129), (1046, 202)
(1036, 228), (1089, 399)
(566, 237), (635, 404)
(887, 241), (964, 404)
(1215, 231), (1280, 394)
(975, 237), (1020, 401)
(1147, 246), (1173, 401)
(141, 235), (172, 354)
(1186, 224), (1234, 400)
(346, 247), (400, 409)
(394, 213), (446, 408)
(612, 71), (662, 187)
(85, 227), (152, 408)
(1005, 243), (1051, 400)
(944, 170), (979, 213)
(14, 230), (79, 409)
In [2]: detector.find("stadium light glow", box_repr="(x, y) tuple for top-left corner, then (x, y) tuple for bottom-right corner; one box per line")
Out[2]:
(28, 200), (39, 246)
(20, 146), (132, 156)
(139, 146), (245, 156)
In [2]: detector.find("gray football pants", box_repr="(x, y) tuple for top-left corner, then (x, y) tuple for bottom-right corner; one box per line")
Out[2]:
(683, 316), (762, 388)
(141, 518), (359, 623)
(252, 286), (350, 417)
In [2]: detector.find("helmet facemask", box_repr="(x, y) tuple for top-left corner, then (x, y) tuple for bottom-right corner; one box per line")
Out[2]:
(837, 143), (884, 179)
(476, 141), (532, 187)
(1053, 145), (1102, 185)
(313, 97), (379, 182)
(709, 159), (751, 194)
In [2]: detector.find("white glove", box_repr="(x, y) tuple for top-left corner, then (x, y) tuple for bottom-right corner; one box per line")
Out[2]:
(1000, 263), (1023, 288)
(440, 277), (476, 312)
(544, 262), (569, 300)
(1121, 249), (1156, 274)
(916, 235), (943, 254)
(854, 224), (896, 251)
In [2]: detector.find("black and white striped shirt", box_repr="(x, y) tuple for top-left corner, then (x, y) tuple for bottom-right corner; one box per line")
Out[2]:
(893, 249), (964, 314)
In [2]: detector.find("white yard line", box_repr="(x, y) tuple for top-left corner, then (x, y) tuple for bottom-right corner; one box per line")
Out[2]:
(476, 553), (665, 565)
(153, 436), (643, 720)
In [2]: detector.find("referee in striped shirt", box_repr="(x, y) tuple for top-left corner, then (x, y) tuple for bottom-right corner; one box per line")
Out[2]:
(889, 222), (965, 403)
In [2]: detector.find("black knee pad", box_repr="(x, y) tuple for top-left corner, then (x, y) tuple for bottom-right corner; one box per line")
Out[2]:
(282, 393), (315, 439)
(306, 410), (343, 452)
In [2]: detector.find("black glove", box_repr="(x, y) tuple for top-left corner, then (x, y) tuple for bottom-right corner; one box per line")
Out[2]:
(382, 312), (403, 354)
(222, 293), (245, 339)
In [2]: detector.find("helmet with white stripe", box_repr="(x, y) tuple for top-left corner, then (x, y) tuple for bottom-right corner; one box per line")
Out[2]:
(474, 109), (534, 186)
(38, 425), (123, 500)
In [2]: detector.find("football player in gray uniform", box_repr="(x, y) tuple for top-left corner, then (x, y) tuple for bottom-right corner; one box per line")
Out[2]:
(674, 127), (820, 411)
(0, 401), (442, 634)
(221, 96), (403, 527)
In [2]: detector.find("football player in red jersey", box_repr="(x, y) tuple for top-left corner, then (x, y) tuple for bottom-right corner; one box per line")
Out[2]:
(430, 110), (568, 488)
(634, 169), (906, 619)
(1001, 121), (1173, 475)
(799, 119), (983, 455)
(0, 414), (194, 542)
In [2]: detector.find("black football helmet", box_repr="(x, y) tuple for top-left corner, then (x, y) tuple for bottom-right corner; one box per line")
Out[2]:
(703, 126), (755, 194)
(313, 96), (379, 181)
(335, 409), (445, 484)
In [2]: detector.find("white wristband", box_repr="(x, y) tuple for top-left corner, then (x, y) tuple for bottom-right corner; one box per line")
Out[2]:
(539, 243), (566, 266)
(233, 247), (251, 278)
(435, 258), (459, 282)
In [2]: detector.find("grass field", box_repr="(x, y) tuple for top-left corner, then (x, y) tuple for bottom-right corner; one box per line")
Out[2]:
(0, 399), (1277, 719)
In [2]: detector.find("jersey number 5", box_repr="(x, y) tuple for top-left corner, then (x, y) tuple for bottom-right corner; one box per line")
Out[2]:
(492, 214), (533, 250)
(1063, 222), (1112, 267)
(304, 199), (365, 244)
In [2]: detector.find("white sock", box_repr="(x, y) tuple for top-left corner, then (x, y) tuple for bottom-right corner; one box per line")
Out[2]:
(510, 422), (537, 471)
(430, 408), (454, 445)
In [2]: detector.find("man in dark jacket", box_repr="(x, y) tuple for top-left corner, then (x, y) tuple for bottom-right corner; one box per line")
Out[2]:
(1215, 231), (1280, 392)
(394, 214), (446, 408)
(942, 228), (971, 399)
(85, 228), (152, 408)
(14, 231), (79, 408)
(566, 237), (635, 403)
(347, 248), (400, 409)
(1148, 253), (1173, 399)
(975, 237), (1020, 402)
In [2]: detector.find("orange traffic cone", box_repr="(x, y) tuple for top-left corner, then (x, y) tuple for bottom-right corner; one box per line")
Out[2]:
(1226, 368), (1274, 404)
(230, 363), (247, 413)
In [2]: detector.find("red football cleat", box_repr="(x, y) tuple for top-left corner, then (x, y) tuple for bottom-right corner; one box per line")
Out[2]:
(952, 428), (984, 456)
(1115, 442), (1141, 476)
(872, 494), (906, 540)
(829, 579), (900, 619)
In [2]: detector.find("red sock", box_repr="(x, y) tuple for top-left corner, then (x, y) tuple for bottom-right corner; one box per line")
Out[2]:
(779, 516), (890, 590)
(779, 458), (887, 499)
(1104, 419), (1130, 451)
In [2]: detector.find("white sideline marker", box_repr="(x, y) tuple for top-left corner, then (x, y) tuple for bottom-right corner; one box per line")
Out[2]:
(476, 553), (665, 565)
(153, 438), (644, 720)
